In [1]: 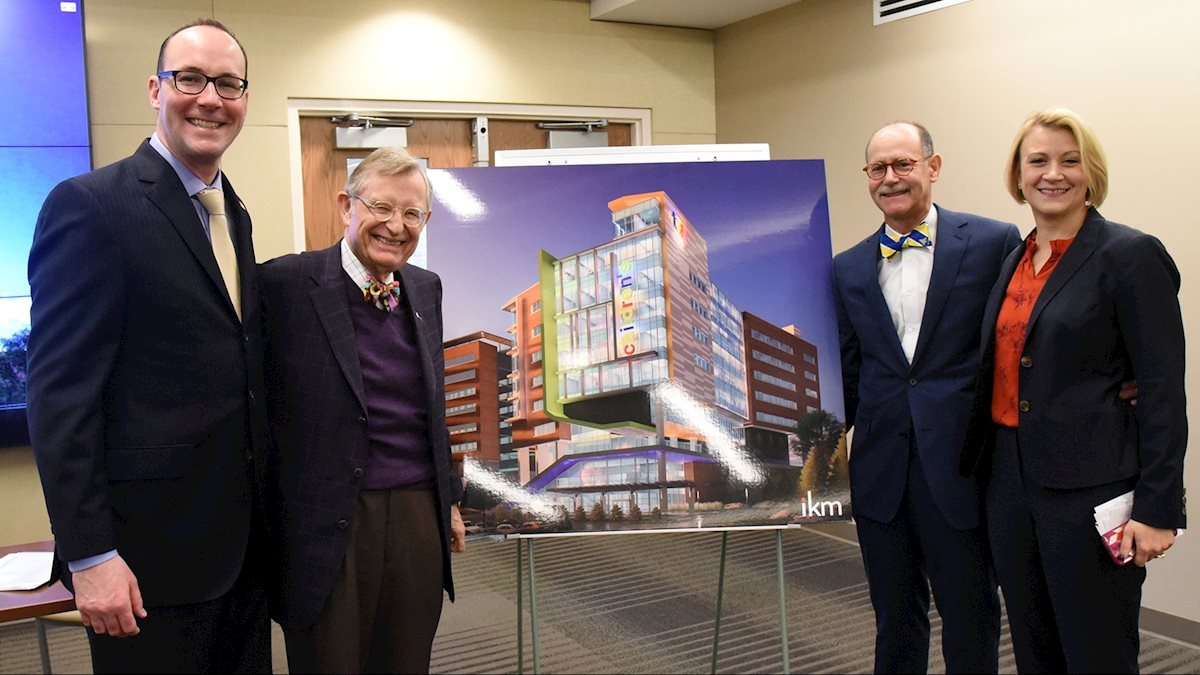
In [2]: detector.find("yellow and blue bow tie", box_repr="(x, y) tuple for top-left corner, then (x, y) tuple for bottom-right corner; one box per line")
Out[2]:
(880, 222), (932, 259)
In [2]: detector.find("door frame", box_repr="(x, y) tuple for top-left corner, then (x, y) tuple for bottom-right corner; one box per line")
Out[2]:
(285, 99), (653, 252)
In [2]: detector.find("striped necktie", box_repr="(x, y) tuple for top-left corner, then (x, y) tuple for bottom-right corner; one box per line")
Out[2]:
(196, 188), (241, 321)
(880, 221), (932, 259)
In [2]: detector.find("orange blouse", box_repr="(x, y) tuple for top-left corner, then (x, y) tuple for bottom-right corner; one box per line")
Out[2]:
(991, 232), (1076, 427)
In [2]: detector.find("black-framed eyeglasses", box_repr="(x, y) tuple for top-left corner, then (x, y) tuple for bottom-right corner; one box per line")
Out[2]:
(863, 156), (928, 181)
(157, 70), (248, 100)
(351, 194), (430, 228)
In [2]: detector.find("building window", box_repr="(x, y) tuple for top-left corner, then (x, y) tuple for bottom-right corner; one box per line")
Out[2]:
(533, 422), (556, 436)
(692, 325), (710, 345)
(531, 325), (542, 338)
(754, 391), (798, 410)
(807, 405), (818, 414)
(693, 354), (713, 373)
(532, 399), (544, 411)
(446, 403), (477, 416)
(753, 370), (797, 392)
(530, 349), (543, 364)
(445, 369), (476, 385)
(448, 423), (478, 435)
(446, 387), (477, 401)
(803, 353), (817, 365)
(804, 371), (818, 381)
(750, 328), (794, 355)
(451, 441), (478, 452)
(530, 300), (541, 314)
(445, 352), (478, 368)
(755, 411), (797, 428)
(531, 374), (544, 388)
(752, 350), (795, 373)
(805, 388), (819, 399)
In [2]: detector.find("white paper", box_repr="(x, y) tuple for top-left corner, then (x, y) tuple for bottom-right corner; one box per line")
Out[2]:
(0, 551), (55, 591)
(1094, 490), (1134, 534)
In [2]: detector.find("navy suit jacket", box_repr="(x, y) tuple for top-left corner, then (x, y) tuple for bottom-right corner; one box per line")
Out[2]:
(833, 205), (1021, 529)
(964, 209), (1187, 529)
(260, 243), (460, 631)
(26, 140), (267, 605)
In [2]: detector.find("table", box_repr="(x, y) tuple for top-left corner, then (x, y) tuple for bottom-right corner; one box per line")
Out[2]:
(0, 541), (75, 623)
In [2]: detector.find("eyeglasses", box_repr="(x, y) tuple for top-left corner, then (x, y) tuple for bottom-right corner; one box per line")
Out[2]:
(862, 156), (928, 181)
(157, 70), (248, 100)
(351, 194), (430, 228)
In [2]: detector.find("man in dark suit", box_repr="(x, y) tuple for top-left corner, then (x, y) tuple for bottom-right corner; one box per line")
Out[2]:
(832, 121), (1020, 673)
(260, 146), (466, 673)
(26, 19), (269, 673)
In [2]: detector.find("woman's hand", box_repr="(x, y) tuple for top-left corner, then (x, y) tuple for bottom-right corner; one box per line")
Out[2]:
(1119, 519), (1175, 567)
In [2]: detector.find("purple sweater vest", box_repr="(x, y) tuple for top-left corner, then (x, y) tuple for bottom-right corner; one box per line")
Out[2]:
(345, 274), (434, 490)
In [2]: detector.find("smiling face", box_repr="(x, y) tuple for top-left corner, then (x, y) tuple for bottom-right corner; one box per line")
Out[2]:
(148, 25), (247, 183)
(1018, 125), (1090, 227)
(865, 123), (941, 233)
(341, 169), (430, 279)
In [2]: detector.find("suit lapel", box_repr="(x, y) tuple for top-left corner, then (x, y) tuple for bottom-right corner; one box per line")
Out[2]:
(1024, 210), (1104, 339)
(310, 247), (367, 414)
(910, 215), (967, 368)
(399, 266), (438, 412)
(854, 230), (910, 368)
(135, 144), (235, 316)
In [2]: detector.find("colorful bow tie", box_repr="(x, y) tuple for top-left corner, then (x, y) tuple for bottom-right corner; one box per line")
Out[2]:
(880, 222), (932, 259)
(363, 276), (401, 312)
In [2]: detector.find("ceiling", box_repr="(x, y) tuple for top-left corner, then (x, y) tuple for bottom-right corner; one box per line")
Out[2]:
(589, 0), (804, 30)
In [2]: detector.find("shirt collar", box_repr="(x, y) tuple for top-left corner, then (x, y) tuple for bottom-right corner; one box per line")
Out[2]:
(149, 133), (224, 197)
(340, 238), (396, 287)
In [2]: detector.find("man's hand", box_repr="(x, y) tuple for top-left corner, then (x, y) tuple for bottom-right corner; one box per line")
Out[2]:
(450, 504), (467, 553)
(1119, 379), (1138, 406)
(71, 555), (147, 637)
(1119, 519), (1175, 567)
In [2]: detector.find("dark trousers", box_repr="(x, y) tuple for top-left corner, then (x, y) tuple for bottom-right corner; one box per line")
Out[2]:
(987, 426), (1144, 674)
(86, 550), (270, 674)
(284, 488), (445, 674)
(856, 441), (1000, 674)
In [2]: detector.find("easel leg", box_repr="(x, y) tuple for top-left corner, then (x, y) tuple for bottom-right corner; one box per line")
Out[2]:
(711, 531), (729, 675)
(776, 529), (790, 674)
(527, 538), (542, 675)
(516, 538), (524, 675)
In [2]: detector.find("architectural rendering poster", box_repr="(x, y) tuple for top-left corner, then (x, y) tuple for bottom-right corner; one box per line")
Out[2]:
(425, 160), (848, 536)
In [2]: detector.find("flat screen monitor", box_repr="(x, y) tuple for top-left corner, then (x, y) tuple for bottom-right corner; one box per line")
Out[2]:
(0, 0), (92, 446)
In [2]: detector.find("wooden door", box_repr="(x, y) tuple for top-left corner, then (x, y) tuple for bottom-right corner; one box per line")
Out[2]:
(299, 116), (632, 251)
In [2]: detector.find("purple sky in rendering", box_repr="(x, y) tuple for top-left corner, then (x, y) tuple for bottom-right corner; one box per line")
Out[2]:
(427, 160), (844, 422)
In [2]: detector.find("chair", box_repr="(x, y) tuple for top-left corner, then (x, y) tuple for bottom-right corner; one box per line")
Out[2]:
(35, 610), (84, 674)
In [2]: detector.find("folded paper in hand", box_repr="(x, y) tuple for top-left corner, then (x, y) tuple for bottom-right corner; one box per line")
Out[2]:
(0, 551), (55, 591)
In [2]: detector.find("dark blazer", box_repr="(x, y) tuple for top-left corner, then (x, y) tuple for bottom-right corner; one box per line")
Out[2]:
(259, 243), (460, 631)
(833, 205), (1021, 529)
(26, 140), (267, 605)
(965, 208), (1187, 529)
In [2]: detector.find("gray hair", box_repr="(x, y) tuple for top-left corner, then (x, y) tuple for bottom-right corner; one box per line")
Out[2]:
(345, 146), (432, 206)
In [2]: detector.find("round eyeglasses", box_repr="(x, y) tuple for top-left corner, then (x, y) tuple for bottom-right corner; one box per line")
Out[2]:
(862, 156), (928, 181)
(351, 194), (430, 228)
(158, 70), (248, 100)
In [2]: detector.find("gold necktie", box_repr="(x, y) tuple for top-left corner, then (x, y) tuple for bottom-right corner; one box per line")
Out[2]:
(196, 188), (242, 321)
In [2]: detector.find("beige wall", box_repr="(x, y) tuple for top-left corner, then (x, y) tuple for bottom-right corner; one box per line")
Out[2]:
(83, 0), (716, 261)
(715, 0), (1198, 622)
(3, 1), (714, 545)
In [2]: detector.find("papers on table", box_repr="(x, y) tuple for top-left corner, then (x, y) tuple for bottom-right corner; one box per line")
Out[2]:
(0, 551), (55, 591)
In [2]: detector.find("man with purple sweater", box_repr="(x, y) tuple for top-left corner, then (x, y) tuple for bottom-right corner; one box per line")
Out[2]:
(260, 146), (465, 673)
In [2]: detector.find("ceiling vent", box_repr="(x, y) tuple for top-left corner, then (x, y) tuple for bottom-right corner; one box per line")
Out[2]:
(873, 0), (975, 26)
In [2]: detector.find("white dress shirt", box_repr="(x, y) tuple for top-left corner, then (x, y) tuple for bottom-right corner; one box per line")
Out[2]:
(877, 206), (937, 364)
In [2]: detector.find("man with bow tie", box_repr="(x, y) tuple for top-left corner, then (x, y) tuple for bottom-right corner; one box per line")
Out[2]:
(259, 146), (465, 673)
(831, 122), (1020, 673)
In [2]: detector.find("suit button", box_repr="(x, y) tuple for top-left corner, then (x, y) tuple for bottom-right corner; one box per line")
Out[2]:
(359, 415), (367, 424)
(248, 390), (256, 401)
(353, 467), (364, 478)
(1019, 400), (1031, 413)
(244, 452), (254, 461)
(243, 333), (250, 343)
(908, 378), (917, 386)
(1020, 355), (1032, 368)
(337, 519), (349, 530)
